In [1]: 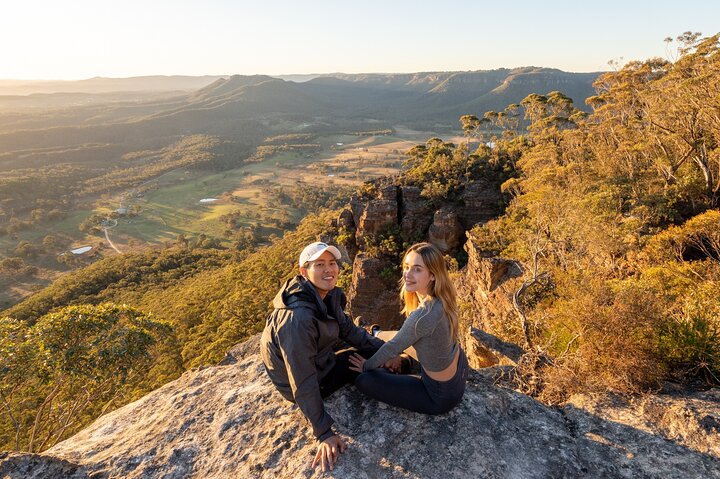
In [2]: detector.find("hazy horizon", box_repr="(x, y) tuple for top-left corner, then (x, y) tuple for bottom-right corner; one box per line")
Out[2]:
(0, 66), (597, 84)
(3, 0), (717, 81)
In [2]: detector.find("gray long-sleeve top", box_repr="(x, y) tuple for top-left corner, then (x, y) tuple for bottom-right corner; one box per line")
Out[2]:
(363, 297), (458, 372)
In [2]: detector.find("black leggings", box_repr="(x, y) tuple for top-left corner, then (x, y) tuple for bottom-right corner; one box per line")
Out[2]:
(354, 349), (468, 414)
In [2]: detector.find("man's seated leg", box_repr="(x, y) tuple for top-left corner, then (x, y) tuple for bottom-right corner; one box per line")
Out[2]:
(319, 348), (374, 398)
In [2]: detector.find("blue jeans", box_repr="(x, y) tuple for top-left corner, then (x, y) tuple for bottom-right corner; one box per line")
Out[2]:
(354, 349), (468, 414)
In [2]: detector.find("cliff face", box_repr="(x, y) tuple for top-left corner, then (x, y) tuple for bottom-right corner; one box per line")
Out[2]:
(2, 336), (717, 479)
(343, 179), (504, 331)
(347, 254), (406, 330)
(457, 235), (527, 367)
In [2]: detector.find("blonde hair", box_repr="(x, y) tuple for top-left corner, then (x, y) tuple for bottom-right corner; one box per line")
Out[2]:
(400, 242), (459, 341)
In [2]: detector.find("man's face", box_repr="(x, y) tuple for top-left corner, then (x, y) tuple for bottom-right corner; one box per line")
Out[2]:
(300, 250), (339, 298)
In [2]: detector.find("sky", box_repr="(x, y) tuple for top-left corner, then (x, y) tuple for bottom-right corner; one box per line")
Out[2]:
(2, 0), (718, 80)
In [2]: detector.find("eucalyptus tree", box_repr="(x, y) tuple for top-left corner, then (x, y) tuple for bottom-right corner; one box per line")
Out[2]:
(0, 303), (170, 452)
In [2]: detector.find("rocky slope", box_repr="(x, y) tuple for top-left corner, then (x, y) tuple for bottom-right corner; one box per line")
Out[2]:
(2, 336), (717, 479)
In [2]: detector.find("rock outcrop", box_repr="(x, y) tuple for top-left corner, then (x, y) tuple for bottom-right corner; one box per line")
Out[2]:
(563, 390), (720, 460)
(427, 206), (464, 253)
(351, 184), (398, 250)
(0, 452), (95, 479)
(4, 335), (717, 479)
(347, 253), (404, 330)
(398, 186), (432, 239)
(457, 233), (524, 357)
(465, 327), (525, 369)
(344, 178), (504, 328)
(337, 208), (355, 231)
(460, 180), (504, 228)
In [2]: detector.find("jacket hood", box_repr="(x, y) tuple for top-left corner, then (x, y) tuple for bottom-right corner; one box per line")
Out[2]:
(272, 275), (324, 311)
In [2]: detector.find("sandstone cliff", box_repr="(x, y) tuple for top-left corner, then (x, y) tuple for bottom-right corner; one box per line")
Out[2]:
(344, 178), (504, 331)
(2, 336), (717, 479)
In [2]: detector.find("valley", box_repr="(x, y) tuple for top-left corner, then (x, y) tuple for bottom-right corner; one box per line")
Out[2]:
(0, 126), (433, 308)
(0, 69), (598, 309)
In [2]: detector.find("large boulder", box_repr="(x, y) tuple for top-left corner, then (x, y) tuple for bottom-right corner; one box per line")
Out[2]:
(5, 335), (715, 479)
(428, 206), (464, 253)
(465, 327), (525, 369)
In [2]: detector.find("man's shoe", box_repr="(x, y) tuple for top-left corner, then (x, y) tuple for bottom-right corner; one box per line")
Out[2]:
(367, 324), (381, 337)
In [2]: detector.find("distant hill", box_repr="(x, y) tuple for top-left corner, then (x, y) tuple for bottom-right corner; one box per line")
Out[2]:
(318, 68), (600, 125)
(273, 73), (325, 83)
(185, 68), (601, 127)
(0, 76), (225, 96)
(0, 74), (330, 96)
(0, 67), (602, 200)
(0, 68), (601, 125)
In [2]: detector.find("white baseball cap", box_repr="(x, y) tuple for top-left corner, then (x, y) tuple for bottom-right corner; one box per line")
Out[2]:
(299, 242), (342, 267)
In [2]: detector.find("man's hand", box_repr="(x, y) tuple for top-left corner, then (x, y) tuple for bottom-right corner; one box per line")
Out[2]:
(311, 435), (347, 471)
(382, 356), (403, 373)
(348, 353), (366, 373)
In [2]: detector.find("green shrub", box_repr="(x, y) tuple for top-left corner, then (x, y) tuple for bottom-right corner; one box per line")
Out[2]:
(0, 304), (171, 452)
(659, 285), (720, 384)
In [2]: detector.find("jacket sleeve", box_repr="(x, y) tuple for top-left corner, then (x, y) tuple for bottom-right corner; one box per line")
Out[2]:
(276, 309), (334, 440)
(338, 312), (384, 351)
(334, 293), (384, 352)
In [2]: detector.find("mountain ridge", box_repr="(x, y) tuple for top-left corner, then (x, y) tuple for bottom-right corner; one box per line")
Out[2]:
(0, 68), (600, 153)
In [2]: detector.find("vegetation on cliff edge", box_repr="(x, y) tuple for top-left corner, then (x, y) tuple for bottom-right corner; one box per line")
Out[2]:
(470, 33), (720, 401)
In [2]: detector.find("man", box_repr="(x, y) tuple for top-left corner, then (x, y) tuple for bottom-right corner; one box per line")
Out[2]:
(260, 241), (386, 471)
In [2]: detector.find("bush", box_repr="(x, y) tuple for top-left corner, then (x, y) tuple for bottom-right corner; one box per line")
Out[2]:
(0, 304), (171, 452)
(658, 284), (720, 384)
(364, 224), (403, 259)
(536, 276), (665, 403)
(643, 210), (720, 264)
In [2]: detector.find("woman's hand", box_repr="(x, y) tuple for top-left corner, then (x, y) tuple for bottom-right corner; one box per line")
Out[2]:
(382, 356), (403, 373)
(311, 435), (346, 471)
(348, 353), (366, 373)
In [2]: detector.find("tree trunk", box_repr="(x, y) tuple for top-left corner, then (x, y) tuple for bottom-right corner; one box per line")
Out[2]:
(28, 381), (62, 453)
(513, 272), (550, 350)
(0, 390), (21, 450)
(693, 152), (713, 199)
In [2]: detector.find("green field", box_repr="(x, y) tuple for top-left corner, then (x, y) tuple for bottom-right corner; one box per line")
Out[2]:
(1, 128), (429, 256)
(0, 126), (435, 307)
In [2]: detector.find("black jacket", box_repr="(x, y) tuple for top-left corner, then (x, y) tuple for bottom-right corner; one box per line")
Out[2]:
(260, 275), (383, 440)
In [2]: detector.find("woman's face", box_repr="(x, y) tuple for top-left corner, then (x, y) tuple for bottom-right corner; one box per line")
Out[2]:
(403, 251), (434, 297)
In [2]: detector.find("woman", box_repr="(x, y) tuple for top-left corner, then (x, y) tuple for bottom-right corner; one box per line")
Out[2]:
(349, 242), (468, 414)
